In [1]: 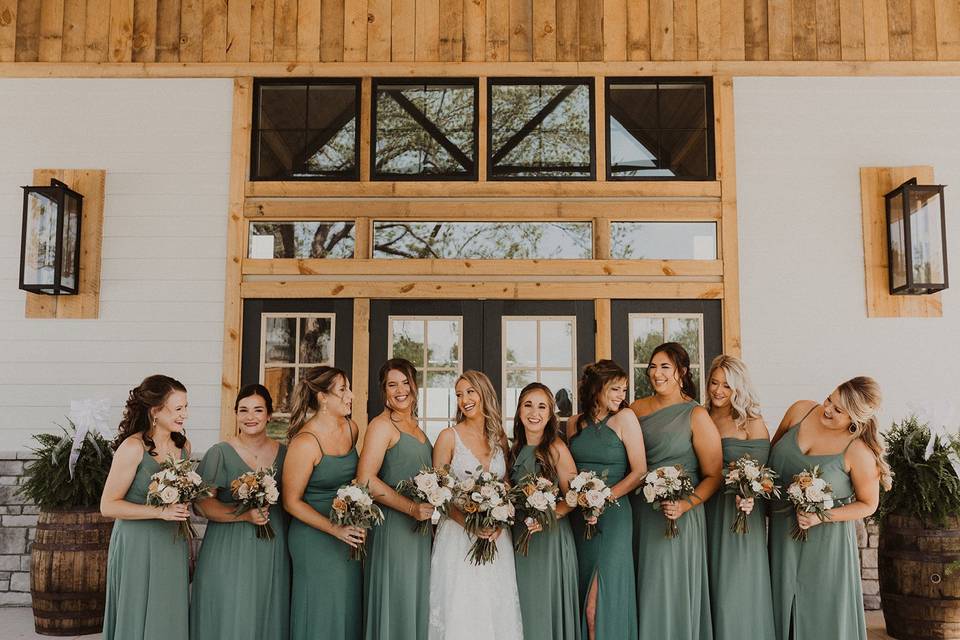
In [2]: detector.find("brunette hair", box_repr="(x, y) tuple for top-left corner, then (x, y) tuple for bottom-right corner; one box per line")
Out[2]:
(235, 384), (274, 414)
(455, 370), (508, 456)
(378, 358), (420, 416)
(509, 383), (561, 482)
(704, 355), (762, 430)
(575, 360), (629, 432)
(287, 366), (349, 439)
(836, 376), (892, 491)
(648, 342), (698, 401)
(113, 374), (187, 455)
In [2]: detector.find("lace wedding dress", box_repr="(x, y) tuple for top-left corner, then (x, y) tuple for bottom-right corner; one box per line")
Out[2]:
(427, 429), (524, 640)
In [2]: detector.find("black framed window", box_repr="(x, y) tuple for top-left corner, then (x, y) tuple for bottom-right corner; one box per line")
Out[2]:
(606, 78), (714, 180)
(372, 79), (478, 180)
(488, 78), (595, 180)
(251, 79), (361, 181)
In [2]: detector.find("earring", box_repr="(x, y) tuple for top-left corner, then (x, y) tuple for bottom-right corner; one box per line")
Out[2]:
(320, 402), (328, 415)
(848, 424), (858, 434)
(152, 416), (157, 428)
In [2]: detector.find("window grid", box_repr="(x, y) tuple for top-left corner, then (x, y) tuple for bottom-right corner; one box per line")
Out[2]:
(627, 312), (705, 402)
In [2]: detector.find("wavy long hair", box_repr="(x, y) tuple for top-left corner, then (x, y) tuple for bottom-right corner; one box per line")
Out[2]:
(378, 358), (420, 417)
(455, 370), (508, 457)
(287, 366), (349, 439)
(509, 383), (560, 482)
(113, 374), (187, 456)
(704, 355), (762, 430)
(648, 342), (698, 401)
(836, 376), (892, 491)
(575, 360), (629, 433)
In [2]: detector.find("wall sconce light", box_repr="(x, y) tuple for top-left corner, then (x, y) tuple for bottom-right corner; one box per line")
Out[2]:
(884, 178), (948, 295)
(19, 178), (83, 295)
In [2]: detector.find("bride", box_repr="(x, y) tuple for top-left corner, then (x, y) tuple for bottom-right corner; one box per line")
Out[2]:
(429, 370), (524, 640)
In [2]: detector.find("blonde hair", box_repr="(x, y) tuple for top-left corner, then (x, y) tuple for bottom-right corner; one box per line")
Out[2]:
(705, 355), (763, 431)
(287, 366), (349, 439)
(455, 370), (508, 457)
(835, 376), (892, 491)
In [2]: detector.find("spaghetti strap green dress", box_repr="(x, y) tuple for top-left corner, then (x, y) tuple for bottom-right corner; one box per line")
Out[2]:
(705, 437), (775, 640)
(364, 431), (433, 640)
(568, 416), (637, 640)
(103, 448), (189, 640)
(511, 445), (581, 640)
(635, 401), (713, 640)
(768, 423), (866, 640)
(189, 443), (290, 640)
(288, 433), (362, 640)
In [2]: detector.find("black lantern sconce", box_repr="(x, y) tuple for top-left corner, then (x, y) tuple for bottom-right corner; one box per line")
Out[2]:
(884, 178), (949, 295)
(19, 179), (83, 295)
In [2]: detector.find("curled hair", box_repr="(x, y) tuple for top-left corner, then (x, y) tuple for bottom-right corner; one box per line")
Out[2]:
(235, 384), (274, 414)
(287, 366), (349, 439)
(576, 360), (629, 432)
(705, 355), (762, 430)
(455, 370), (508, 457)
(378, 358), (420, 417)
(509, 383), (561, 482)
(836, 376), (892, 491)
(113, 374), (188, 456)
(648, 342), (698, 401)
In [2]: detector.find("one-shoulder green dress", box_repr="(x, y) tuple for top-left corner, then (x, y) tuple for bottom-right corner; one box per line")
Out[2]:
(103, 448), (189, 640)
(768, 422), (866, 640)
(288, 434), (362, 640)
(568, 416), (637, 640)
(705, 437), (775, 640)
(364, 430), (433, 640)
(511, 445), (581, 640)
(189, 442), (290, 640)
(635, 401), (713, 640)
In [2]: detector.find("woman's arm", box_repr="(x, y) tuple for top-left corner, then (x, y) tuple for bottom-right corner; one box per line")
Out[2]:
(609, 408), (648, 500)
(551, 441), (578, 518)
(100, 439), (189, 522)
(798, 440), (880, 529)
(668, 407), (723, 519)
(357, 418), (433, 522)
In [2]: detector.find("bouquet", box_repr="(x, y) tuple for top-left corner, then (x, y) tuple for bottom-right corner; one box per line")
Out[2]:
(330, 481), (385, 561)
(640, 464), (696, 539)
(785, 465), (834, 542)
(145, 455), (213, 541)
(564, 470), (617, 540)
(230, 467), (280, 540)
(510, 474), (560, 556)
(395, 465), (456, 535)
(722, 454), (780, 534)
(454, 466), (515, 565)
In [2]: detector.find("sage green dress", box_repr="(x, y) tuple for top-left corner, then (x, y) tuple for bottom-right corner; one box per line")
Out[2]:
(288, 433), (362, 640)
(364, 431), (433, 640)
(768, 422), (866, 640)
(568, 416), (637, 640)
(103, 448), (189, 640)
(705, 437), (775, 640)
(511, 445), (581, 640)
(189, 443), (290, 640)
(635, 401), (713, 640)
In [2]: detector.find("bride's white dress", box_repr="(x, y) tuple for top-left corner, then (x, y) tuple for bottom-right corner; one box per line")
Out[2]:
(428, 429), (524, 640)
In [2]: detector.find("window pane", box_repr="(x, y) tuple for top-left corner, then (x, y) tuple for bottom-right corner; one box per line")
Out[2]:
(263, 367), (295, 413)
(888, 193), (907, 289)
(690, 367), (702, 402)
(249, 222), (355, 259)
(258, 85), (306, 130)
(611, 222), (717, 260)
(504, 320), (538, 368)
(425, 420), (451, 443)
(658, 83), (707, 129)
(426, 320), (460, 368)
(666, 317), (701, 363)
(633, 367), (653, 400)
(425, 371), (458, 420)
(391, 320), (425, 367)
(254, 130), (306, 180)
(22, 192), (58, 287)
(908, 189), (946, 285)
(630, 317), (663, 364)
(299, 317), (333, 364)
(373, 221), (592, 259)
(266, 417), (289, 441)
(539, 371), (576, 410)
(661, 129), (708, 178)
(264, 317), (296, 363)
(60, 196), (80, 290)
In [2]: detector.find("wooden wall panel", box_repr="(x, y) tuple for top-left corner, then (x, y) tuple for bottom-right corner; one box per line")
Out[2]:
(38, 0), (65, 61)
(366, 0), (390, 60)
(202, 0), (227, 61)
(838, 0), (864, 59)
(862, 0), (889, 60)
(179, 0), (203, 60)
(226, 0), (253, 61)
(626, 0), (650, 60)
(343, 0), (367, 61)
(156, 0), (181, 61)
(462, 0), (484, 60)
(61, 0), (87, 60)
(509, 0), (531, 61)
(555, 0), (576, 60)
(743, 0), (768, 59)
(767, 0), (792, 60)
(414, 0), (438, 61)
(132, 0), (157, 61)
(935, 0), (960, 60)
(0, 0), (17, 61)
(578, 0), (601, 60)
(912, 0), (937, 60)
(438, 0), (464, 61)
(532, 0), (556, 61)
(390, 0), (414, 60)
(296, 0), (320, 61)
(887, 0), (913, 60)
(816, 0), (840, 60)
(649, 0), (672, 60)
(792, 0), (817, 60)
(486, 0), (508, 61)
(720, 0), (745, 59)
(15, 0), (40, 61)
(603, 0), (626, 61)
(321, 0), (345, 61)
(673, 0), (697, 60)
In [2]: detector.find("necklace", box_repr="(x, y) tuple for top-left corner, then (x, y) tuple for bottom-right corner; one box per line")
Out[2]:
(234, 437), (273, 467)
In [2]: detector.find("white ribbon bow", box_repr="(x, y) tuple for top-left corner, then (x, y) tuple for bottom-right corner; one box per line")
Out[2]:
(66, 398), (112, 479)
(909, 401), (960, 478)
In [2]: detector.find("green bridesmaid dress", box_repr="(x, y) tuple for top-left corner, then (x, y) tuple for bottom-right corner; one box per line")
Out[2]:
(288, 433), (362, 640)
(189, 442), (291, 640)
(364, 429), (433, 640)
(103, 447), (189, 640)
(768, 418), (866, 640)
(511, 445), (581, 640)
(568, 416), (637, 640)
(704, 437), (776, 640)
(635, 401), (713, 640)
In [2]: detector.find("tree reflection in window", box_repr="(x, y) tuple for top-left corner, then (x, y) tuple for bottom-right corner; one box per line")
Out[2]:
(372, 221), (592, 259)
(249, 222), (355, 258)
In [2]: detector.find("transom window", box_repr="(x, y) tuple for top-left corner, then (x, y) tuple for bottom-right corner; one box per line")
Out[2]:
(372, 221), (592, 259)
(628, 313), (705, 401)
(248, 221), (355, 259)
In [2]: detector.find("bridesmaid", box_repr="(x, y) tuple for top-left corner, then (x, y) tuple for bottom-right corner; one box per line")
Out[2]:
(357, 359), (435, 640)
(509, 382), (581, 640)
(190, 384), (290, 640)
(768, 376), (889, 640)
(283, 366), (365, 640)
(702, 356), (775, 640)
(630, 342), (722, 640)
(100, 375), (191, 640)
(565, 360), (646, 640)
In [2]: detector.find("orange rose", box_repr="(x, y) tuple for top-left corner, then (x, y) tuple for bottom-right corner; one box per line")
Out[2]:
(798, 476), (812, 488)
(148, 481), (159, 493)
(760, 478), (774, 493)
(577, 493), (590, 508)
(523, 484), (536, 497)
(332, 497), (348, 513)
(230, 479), (241, 492)
(462, 501), (479, 514)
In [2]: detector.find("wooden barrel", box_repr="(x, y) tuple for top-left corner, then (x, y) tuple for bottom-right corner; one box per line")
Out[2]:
(880, 513), (960, 639)
(30, 509), (114, 636)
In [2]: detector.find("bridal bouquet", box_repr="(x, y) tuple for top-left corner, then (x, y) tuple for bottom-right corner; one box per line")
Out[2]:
(230, 467), (280, 540)
(395, 465), (456, 535)
(454, 466), (515, 565)
(145, 455), (213, 541)
(510, 473), (560, 556)
(640, 464), (696, 539)
(722, 454), (780, 534)
(564, 470), (617, 540)
(330, 481), (385, 561)
(785, 466), (834, 542)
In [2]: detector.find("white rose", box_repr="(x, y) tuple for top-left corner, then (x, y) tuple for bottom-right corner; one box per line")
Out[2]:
(265, 487), (279, 503)
(744, 465), (761, 481)
(488, 493), (502, 507)
(480, 485), (496, 498)
(644, 472), (658, 485)
(663, 466), (681, 479)
(358, 494), (373, 507)
(344, 486), (364, 502)
(822, 498), (835, 510)
(811, 477), (827, 491)
(416, 474), (440, 493)
(471, 491), (483, 503)
(642, 484), (656, 503)
(805, 486), (824, 502)
(438, 487), (453, 504)
(164, 470), (178, 482)
(585, 489), (605, 509)
(237, 483), (250, 500)
(750, 481), (763, 493)
(461, 478), (476, 492)
(490, 504), (511, 522)
(570, 474), (587, 491)
(426, 489), (444, 506)
(787, 485), (803, 501)
(527, 492), (551, 511)
(726, 470), (741, 483)
(160, 486), (180, 504)
(536, 477), (553, 490)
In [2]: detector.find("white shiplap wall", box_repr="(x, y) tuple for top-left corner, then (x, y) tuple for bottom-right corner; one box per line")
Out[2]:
(0, 79), (232, 451)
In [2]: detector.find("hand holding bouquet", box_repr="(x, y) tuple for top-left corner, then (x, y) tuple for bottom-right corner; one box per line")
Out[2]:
(564, 470), (617, 540)
(330, 481), (385, 561)
(785, 465), (834, 542)
(640, 464), (696, 539)
(510, 474), (560, 556)
(722, 454), (780, 534)
(454, 466), (514, 565)
(395, 465), (456, 535)
(145, 455), (213, 541)
(231, 467), (280, 540)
